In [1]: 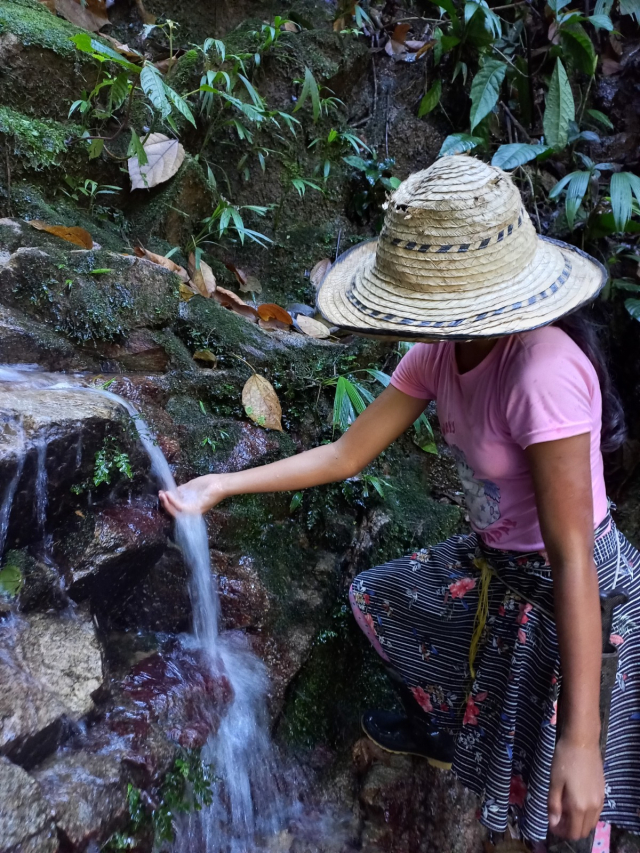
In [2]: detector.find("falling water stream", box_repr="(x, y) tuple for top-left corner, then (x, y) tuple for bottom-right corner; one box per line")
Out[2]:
(0, 365), (307, 853)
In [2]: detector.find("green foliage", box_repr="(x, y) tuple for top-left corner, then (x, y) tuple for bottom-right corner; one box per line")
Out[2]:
(344, 154), (401, 228)
(491, 143), (549, 170)
(543, 59), (575, 150)
(418, 80), (442, 117)
(438, 133), (483, 157)
(72, 436), (133, 494)
(0, 556), (22, 598)
(0, 106), (78, 170)
(102, 750), (215, 851)
(469, 60), (506, 131)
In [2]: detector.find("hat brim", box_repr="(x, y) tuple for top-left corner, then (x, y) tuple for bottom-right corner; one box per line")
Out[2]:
(316, 236), (607, 341)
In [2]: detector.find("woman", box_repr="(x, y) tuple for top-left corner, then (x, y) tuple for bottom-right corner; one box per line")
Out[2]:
(160, 157), (640, 847)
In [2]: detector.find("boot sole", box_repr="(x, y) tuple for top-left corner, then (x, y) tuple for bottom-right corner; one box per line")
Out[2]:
(360, 718), (453, 770)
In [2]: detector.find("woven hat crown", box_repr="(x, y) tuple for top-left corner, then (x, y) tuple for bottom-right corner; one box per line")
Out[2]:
(317, 154), (606, 338)
(376, 156), (537, 293)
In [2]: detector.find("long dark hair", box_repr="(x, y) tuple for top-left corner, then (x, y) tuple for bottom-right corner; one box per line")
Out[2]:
(555, 309), (626, 454)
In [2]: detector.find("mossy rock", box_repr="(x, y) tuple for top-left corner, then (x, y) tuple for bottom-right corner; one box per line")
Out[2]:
(0, 246), (180, 344)
(0, 106), (83, 171)
(0, 0), (98, 120)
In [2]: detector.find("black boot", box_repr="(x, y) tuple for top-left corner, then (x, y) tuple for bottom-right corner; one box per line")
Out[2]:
(361, 667), (455, 769)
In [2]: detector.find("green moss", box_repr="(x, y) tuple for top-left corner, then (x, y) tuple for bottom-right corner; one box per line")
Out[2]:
(9, 249), (180, 344)
(0, 106), (81, 170)
(0, 0), (87, 56)
(170, 48), (201, 93)
(279, 602), (398, 749)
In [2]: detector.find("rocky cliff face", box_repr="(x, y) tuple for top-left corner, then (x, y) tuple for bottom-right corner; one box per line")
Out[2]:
(0, 1), (637, 851)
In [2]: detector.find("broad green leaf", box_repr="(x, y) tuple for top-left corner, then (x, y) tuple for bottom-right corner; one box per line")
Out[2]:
(588, 212), (640, 238)
(88, 138), (104, 160)
(587, 13), (614, 29)
(619, 0), (640, 20)
(491, 143), (549, 170)
(469, 60), (506, 131)
(127, 130), (148, 166)
(0, 562), (22, 597)
(140, 64), (171, 117)
(548, 172), (576, 199)
(565, 170), (590, 228)
(594, 0), (614, 13)
(164, 84), (197, 127)
(364, 369), (391, 387)
(586, 108), (614, 130)
(343, 155), (369, 171)
(290, 492), (303, 512)
(624, 298), (640, 320)
(418, 79), (442, 117)
(610, 171), (640, 232)
(110, 73), (130, 109)
(70, 33), (141, 73)
(427, 0), (458, 19)
(560, 24), (597, 75)
(543, 59), (575, 150)
(438, 133), (483, 156)
(612, 279), (640, 293)
(547, 0), (572, 11)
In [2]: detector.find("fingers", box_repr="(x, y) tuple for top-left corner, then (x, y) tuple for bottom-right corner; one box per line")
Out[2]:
(548, 778), (563, 832)
(158, 490), (181, 518)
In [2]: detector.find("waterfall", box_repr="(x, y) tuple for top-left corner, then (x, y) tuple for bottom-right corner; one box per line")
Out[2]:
(0, 366), (293, 853)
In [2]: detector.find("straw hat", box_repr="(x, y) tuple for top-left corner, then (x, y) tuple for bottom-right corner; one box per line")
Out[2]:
(317, 155), (607, 340)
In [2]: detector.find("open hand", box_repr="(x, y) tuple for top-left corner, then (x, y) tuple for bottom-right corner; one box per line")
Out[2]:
(548, 737), (604, 840)
(159, 475), (226, 518)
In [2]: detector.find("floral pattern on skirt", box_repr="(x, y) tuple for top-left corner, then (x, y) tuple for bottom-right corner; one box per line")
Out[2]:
(350, 515), (640, 842)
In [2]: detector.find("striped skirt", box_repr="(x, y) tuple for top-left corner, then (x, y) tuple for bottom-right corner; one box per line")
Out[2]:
(350, 515), (640, 841)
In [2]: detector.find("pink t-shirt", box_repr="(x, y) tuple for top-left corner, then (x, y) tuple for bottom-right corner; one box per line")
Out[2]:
(390, 326), (608, 552)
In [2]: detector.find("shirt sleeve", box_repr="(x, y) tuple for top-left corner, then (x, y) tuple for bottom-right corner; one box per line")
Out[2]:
(389, 343), (440, 400)
(504, 340), (598, 449)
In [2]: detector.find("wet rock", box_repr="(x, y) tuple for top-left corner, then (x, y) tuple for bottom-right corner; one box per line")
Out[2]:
(2, 549), (67, 612)
(58, 498), (169, 604)
(109, 544), (192, 633)
(0, 303), (95, 371)
(0, 611), (103, 767)
(0, 755), (57, 853)
(0, 247), (180, 346)
(353, 738), (485, 853)
(0, 385), (131, 550)
(93, 329), (172, 373)
(218, 553), (272, 631)
(120, 645), (232, 749)
(33, 750), (127, 851)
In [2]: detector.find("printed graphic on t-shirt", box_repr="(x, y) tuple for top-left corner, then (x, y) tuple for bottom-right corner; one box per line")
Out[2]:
(451, 446), (501, 530)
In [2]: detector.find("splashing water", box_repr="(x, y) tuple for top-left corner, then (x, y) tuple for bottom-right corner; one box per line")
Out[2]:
(0, 415), (25, 558)
(0, 366), (294, 852)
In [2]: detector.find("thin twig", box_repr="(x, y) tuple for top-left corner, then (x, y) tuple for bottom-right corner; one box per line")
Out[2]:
(491, 44), (527, 75)
(500, 101), (532, 142)
(350, 114), (373, 128)
(372, 53), (378, 116)
(490, 1), (527, 9)
(521, 166), (541, 231)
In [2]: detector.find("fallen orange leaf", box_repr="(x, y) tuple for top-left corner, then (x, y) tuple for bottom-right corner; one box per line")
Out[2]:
(134, 245), (189, 281)
(257, 304), (293, 325)
(28, 221), (94, 249)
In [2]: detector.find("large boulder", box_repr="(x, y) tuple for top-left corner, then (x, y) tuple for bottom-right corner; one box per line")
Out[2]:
(0, 756), (57, 853)
(33, 750), (127, 851)
(0, 385), (135, 551)
(0, 611), (103, 767)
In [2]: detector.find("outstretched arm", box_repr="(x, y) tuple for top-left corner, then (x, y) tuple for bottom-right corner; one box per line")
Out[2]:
(526, 433), (604, 841)
(159, 385), (429, 516)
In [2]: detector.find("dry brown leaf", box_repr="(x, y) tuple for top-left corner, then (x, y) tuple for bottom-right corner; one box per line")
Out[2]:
(281, 20), (299, 31)
(385, 38), (408, 57)
(391, 23), (411, 44)
(179, 283), (197, 302)
(414, 40), (435, 59)
(602, 57), (621, 76)
(310, 258), (332, 289)
(28, 221), (94, 249)
(101, 33), (144, 62)
(225, 262), (261, 293)
(36, 0), (56, 12)
(188, 253), (217, 298)
(134, 245), (189, 282)
(242, 374), (283, 431)
(193, 349), (217, 366)
(295, 314), (331, 339)
(259, 318), (290, 331)
(405, 39), (426, 50)
(213, 286), (259, 322)
(128, 133), (185, 190)
(135, 0), (156, 24)
(154, 57), (177, 74)
(257, 303), (293, 325)
(54, 0), (109, 31)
